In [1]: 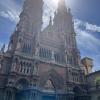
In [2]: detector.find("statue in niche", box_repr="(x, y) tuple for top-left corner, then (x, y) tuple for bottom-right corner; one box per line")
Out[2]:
(45, 80), (54, 90)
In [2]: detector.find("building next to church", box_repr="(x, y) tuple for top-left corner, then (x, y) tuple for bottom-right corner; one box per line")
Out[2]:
(81, 57), (100, 100)
(0, 0), (99, 100)
(81, 57), (93, 75)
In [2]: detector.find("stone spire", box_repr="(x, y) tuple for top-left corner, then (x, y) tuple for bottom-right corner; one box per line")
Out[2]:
(17, 0), (43, 34)
(53, 0), (69, 33)
(53, 0), (74, 34)
(8, 0), (43, 55)
(57, 0), (67, 12)
(53, 0), (81, 67)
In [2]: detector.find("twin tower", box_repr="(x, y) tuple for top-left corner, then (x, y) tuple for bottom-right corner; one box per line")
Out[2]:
(0, 0), (89, 100)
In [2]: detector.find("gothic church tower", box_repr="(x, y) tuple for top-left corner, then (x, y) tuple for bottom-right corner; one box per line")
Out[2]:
(8, 0), (43, 55)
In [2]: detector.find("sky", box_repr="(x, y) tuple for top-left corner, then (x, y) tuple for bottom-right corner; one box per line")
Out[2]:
(0, 0), (100, 71)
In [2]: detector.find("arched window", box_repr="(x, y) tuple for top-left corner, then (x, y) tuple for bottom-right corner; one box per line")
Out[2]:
(39, 48), (52, 59)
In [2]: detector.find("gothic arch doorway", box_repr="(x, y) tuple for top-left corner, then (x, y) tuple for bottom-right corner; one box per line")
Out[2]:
(42, 79), (56, 100)
(16, 78), (29, 90)
(15, 78), (29, 100)
(40, 70), (63, 100)
(40, 69), (64, 90)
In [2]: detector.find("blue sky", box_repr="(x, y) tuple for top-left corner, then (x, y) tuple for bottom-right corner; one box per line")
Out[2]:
(0, 0), (100, 71)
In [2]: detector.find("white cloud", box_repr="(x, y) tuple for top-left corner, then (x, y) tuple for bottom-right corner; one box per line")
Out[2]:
(76, 28), (100, 53)
(0, 10), (19, 22)
(0, 0), (22, 23)
(86, 22), (100, 33)
(74, 19), (100, 70)
(74, 19), (100, 33)
(0, 0), (56, 24)
(74, 19), (100, 54)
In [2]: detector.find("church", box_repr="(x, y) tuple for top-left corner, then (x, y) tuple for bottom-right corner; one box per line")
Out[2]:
(0, 0), (93, 100)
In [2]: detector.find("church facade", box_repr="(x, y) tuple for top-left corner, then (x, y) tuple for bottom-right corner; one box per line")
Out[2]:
(0, 0), (91, 100)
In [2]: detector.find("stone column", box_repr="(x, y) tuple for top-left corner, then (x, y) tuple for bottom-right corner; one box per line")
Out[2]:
(29, 90), (37, 100)
(4, 88), (16, 100)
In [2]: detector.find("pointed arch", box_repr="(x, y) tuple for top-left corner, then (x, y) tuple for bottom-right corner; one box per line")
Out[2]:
(15, 78), (29, 90)
(39, 69), (64, 90)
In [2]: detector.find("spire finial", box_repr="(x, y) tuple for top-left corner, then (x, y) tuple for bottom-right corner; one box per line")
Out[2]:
(57, 0), (68, 13)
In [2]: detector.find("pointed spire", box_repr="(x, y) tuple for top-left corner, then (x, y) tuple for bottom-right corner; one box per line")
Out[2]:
(0, 44), (5, 53)
(53, 0), (68, 32)
(57, 0), (67, 12)
(58, 0), (65, 6)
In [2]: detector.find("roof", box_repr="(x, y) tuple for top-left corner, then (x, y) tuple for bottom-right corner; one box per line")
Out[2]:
(86, 70), (100, 77)
(81, 57), (93, 61)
